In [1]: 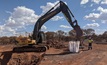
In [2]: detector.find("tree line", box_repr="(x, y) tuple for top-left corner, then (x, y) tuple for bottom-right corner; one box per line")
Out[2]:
(0, 28), (107, 44)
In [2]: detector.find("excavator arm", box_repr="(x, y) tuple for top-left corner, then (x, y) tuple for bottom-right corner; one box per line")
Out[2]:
(33, 1), (83, 42)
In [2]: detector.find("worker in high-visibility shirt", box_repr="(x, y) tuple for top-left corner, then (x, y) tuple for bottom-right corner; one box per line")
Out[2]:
(88, 37), (93, 50)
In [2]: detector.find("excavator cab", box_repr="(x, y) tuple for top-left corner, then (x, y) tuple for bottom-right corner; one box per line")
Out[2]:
(37, 31), (46, 44)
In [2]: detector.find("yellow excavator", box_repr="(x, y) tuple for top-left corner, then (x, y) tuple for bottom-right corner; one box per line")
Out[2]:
(13, 1), (83, 52)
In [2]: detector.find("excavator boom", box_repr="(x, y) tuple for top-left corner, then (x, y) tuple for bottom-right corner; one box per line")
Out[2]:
(33, 1), (83, 42)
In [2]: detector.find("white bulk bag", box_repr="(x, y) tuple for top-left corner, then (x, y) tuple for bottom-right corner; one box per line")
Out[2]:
(69, 41), (80, 53)
(69, 41), (74, 52)
(74, 41), (80, 52)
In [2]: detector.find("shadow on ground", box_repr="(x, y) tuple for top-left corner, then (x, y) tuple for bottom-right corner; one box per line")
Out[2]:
(0, 51), (13, 65)
(44, 49), (80, 56)
(0, 50), (40, 65)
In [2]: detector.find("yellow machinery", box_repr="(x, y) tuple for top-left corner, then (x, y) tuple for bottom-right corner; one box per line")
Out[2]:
(13, 1), (83, 52)
(15, 35), (36, 45)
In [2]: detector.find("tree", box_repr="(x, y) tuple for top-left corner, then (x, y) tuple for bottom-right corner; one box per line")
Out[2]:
(68, 30), (77, 40)
(69, 30), (76, 36)
(56, 30), (65, 41)
(103, 31), (107, 35)
(45, 32), (56, 40)
(83, 28), (95, 36)
(101, 31), (107, 41)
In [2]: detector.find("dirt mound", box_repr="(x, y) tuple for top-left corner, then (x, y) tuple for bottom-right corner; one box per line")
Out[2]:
(0, 45), (45, 65)
(8, 53), (40, 65)
(46, 40), (67, 49)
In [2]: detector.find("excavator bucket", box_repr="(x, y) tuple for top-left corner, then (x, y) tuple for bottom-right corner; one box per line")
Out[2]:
(74, 25), (83, 37)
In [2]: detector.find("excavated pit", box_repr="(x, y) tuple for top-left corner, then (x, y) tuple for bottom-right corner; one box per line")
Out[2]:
(0, 45), (45, 65)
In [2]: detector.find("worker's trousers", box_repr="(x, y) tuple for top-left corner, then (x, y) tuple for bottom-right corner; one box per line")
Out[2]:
(88, 43), (92, 50)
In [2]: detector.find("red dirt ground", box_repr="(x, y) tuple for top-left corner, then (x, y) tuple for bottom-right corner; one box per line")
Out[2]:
(0, 43), (107, 65)
(0, 45), (44, 65)
(40, 43), (107, 65)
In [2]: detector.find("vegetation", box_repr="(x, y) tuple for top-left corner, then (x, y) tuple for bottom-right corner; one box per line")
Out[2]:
(0, 28), (107, 45)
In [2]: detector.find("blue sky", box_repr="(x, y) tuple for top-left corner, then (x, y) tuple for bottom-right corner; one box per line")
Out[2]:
(0, 0), (107, 36)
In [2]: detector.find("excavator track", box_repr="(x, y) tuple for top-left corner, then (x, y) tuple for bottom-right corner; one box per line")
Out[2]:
(13, 45), (48, 52)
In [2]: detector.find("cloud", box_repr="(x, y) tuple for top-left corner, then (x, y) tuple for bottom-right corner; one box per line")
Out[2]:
(5, 11), (12, 14)
(0, 6), (40, 36)
(6, 6), (40, 28)
(40, 1), (67, 14)
(51, 16), (63, 21)
(84, 6), (107, 22)
(0, 25), (16, 36)
(95, 29), (107, 34)
(101, 20), (107, 23)
(84, 23), (100, 28)
(0, 1), (67, 36)
(0, 25), (4, 31)
(101, 0), (107, 4)
(85, 13), (100, 20)
(80, 0), (89, 4)
(40, 1), (59, 14)
(41, 25), (47, 30)
(96, 6), (107, 20)
(40, 1), (63, 21)
(60, 25), (72, 29)
(97, 6), (107, 12)
(90, 4), (94, 7)
(91, 0), (101, 4)
(92, 9), (96, 11)
(80, 0), (107, 5)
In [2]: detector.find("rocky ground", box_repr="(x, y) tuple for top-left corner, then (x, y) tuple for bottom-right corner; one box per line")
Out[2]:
(0, 43), (107, 65)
